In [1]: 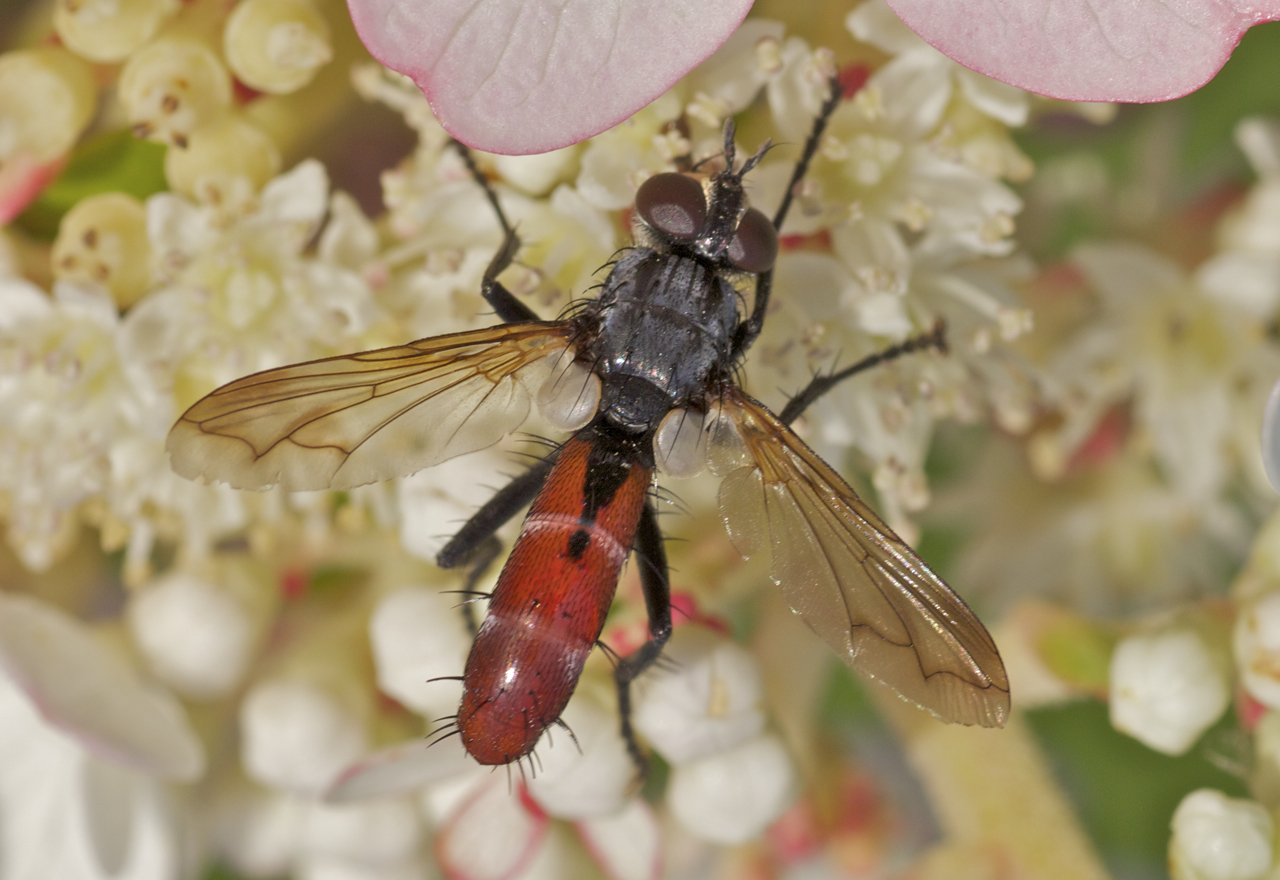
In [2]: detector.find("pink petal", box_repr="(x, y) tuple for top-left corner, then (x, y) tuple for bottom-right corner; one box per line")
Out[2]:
(346, 0), (753, 154)
(436, 778), (549, 880)
(882, 0), (1280, 102)
(0, 152), (64, 224)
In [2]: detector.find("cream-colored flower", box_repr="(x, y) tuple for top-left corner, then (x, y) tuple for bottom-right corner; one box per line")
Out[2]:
(1169, 790), (1272, 880)
(0, 595), (202, 879)
(1055, 242), (1274, 505)
(1110, 625), (1231, 755)
(0, 281), (130, 570)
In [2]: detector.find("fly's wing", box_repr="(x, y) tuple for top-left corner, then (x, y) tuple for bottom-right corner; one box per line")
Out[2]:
(709, 388), (1010, 727)
(167, 323), (576, 491)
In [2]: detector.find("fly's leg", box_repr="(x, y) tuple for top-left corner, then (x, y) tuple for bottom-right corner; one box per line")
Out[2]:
(440, 536), (500, 637)
(733, 74), (842, 358)
(436, 453), (558, 569)
(777, 321), (947, 427)
(613, 500), (671, 773)
(451, 142), (542, 324)
(437, 453), (557, 633)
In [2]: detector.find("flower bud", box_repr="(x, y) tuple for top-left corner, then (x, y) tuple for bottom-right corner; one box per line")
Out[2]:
(632, 626), (765, 764)
(526, 688), (633, 819)
(1109, 627), (1229, 755)
(164, 113), (281, 206)
(1169, 790), (1272, 880)
(490, 146), (578, 197)
(1252, 712), (1280, 804)
(302, 797), (424, 867)
(1235, 592), (1280, 709)
(52, 193), (153, 308)
(240, 679), (368, 795)
(396, 447), (512, 560)
(574, 799), (661, 880)
(212, 785), (305, 878)
(224, 0), (333, 94)
(1263, 375), (1280, 493)
(0, 48), (96, 163)
(119, 37), (232, 148)
(128, 569), (256, 698)
(368, 586), (471, 719)
(436, 778), (550, 880)
(667, 733), (796, 844)
(54, 0), (178, 63)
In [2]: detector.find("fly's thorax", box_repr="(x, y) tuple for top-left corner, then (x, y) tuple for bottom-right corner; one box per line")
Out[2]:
(588, 249), (740, 432)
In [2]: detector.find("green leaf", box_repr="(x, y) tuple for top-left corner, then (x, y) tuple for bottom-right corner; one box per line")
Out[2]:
(1027, 701), (1249, 875)
(16, 130), (167, 240)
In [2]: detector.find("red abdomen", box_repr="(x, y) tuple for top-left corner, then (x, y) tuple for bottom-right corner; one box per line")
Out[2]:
(458, 433), (651, 765)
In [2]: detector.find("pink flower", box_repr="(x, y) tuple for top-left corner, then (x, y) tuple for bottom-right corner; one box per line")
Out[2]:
(883, 0), (1280, 102)
(345, 0), (752, 154)
(0, 153), (64, 224)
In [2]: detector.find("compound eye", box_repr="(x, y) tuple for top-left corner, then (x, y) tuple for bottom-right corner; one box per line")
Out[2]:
(636, 173), (706, 240)
(726, 207), (777, 274)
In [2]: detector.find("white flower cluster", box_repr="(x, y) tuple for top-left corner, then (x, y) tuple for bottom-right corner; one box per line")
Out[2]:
(0, 3), (1045, 879)
(0, 160), (380, 577)
(757, 2), (1036, 538)
(1, 0), (338, 225)
(1049, 118), (1280, 879)
(946, 116), (1280, 617)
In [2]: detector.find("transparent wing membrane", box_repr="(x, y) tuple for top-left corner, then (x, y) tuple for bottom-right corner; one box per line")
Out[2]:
(167, 323), (576, 491)
(709, 388), (1010, 728)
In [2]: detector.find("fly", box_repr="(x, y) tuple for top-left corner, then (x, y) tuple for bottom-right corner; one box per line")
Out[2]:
(166, 79), (1010, 767)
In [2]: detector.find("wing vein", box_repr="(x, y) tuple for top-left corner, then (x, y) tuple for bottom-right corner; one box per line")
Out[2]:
(713, 387), (1010, 727)
(167, 323), (575, 491)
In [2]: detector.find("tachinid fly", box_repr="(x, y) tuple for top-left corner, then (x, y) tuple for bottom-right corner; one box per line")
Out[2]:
(166, 78), (1011, 768)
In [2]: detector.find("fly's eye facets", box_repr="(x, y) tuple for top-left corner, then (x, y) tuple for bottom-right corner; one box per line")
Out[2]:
(726, 207), (777, 274)
(537, 355), (602, 433)
(636, 173), (707, 241)
(654, 407), (709, 479)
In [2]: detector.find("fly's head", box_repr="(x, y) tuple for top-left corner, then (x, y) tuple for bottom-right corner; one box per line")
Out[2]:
(633, 122), (778, 277)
